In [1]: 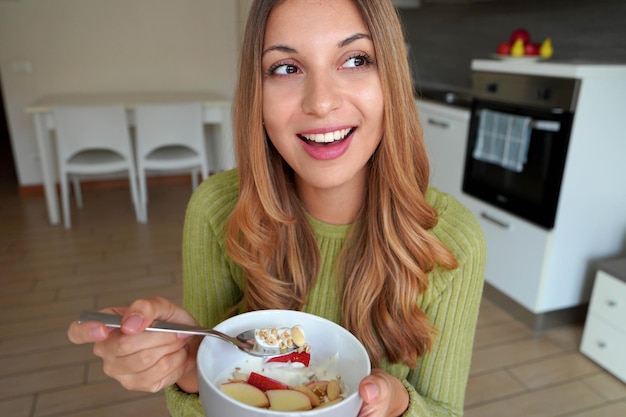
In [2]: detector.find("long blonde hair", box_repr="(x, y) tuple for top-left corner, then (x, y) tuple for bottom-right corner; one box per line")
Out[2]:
(226, 0), (457, 368)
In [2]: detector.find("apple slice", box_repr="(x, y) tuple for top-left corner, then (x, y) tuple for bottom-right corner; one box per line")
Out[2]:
(247, 371), (289, 391)
(220, 382), (269, 408)
(267, 389), (313, 411)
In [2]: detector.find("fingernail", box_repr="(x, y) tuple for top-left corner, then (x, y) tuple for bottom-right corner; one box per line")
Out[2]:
(363, 382), (379, 401)
(178, 333), (192, 340)
(88, 323), (106, 339)
(122, 314), (144, 333)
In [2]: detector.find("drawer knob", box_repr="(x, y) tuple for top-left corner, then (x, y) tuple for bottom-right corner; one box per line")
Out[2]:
(597, 341), (608, 349)
(606, 299), (618, 307)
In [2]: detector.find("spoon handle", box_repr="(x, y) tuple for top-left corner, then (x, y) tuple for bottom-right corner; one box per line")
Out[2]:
(78, 311), (292, 357)
(78, 310), (238, 340)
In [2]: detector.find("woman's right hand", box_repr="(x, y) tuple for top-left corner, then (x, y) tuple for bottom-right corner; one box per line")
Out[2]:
(67, 297), (201, 393)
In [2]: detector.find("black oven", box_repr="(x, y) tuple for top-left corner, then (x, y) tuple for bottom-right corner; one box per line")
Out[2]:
(462, 71), (580, 230)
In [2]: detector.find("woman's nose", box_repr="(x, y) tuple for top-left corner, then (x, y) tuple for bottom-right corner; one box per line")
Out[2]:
(301, 72), (342, 117)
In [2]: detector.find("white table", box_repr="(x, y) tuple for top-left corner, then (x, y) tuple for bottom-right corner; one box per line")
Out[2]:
(25, 92), (235, 226)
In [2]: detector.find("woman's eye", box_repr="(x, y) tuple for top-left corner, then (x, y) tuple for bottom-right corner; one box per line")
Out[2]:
(269, 63), (299, 76)
(343, 54), (373, 69)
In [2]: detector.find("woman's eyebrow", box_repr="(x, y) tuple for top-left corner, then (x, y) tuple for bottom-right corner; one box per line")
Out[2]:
(262, 45), (297, 57)
(339, 33), (371, 47)
(262, 33), (372, 57)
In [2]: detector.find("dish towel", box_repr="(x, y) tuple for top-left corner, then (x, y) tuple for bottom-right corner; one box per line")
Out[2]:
(472, 109), (532, 173)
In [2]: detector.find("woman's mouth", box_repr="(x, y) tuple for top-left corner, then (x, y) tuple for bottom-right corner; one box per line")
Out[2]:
(298, 128), (355, 145)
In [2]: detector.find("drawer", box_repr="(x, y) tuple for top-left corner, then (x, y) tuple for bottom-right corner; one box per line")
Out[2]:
(460, 195), (549, 312)
(588, 271), (626, 332)
(580, 314), (626, 383)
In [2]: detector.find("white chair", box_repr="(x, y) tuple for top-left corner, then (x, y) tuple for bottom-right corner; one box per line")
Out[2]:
(52, 105), (143, 229)
(134, 102), (209, 220)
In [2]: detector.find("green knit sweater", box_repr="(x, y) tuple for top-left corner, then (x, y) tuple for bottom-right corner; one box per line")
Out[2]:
(165, 169), (486, 417)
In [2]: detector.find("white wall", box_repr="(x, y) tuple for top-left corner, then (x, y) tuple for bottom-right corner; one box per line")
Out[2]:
(0, 0), (245, 186)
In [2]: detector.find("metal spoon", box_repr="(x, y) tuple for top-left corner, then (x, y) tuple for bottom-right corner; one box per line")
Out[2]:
(78, 310), (297, 357)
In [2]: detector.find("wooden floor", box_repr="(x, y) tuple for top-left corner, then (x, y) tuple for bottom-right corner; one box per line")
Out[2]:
(1, 176), (625, 417)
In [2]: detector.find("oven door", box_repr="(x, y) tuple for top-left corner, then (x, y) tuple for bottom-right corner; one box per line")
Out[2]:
(462, 99), (574, 230)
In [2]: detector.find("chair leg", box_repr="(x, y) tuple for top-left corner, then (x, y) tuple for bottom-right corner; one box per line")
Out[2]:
(71, 176), (83, 208)
(60, 173), (72, 229)
(137, 168), (148, 223)
(197, 160), (209, 191)
(132, 168), (147, 223)
(191, 169), (199, 190)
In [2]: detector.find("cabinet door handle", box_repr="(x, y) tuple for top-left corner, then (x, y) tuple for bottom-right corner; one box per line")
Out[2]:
(427, 118), (450, 129)
(480, 212), (511, 230)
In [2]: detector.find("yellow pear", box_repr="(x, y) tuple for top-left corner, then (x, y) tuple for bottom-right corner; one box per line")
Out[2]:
(510, 39), (525, 57)
(540, 38), (553, 58)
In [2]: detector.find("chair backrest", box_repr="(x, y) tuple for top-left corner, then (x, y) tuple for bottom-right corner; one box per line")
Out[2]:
(52, 105), (133, 162)
(134, 102), (205, 160)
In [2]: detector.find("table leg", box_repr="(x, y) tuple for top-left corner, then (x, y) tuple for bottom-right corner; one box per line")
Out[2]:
(219, 106), (236, 170)
(33, 113), (60, 225)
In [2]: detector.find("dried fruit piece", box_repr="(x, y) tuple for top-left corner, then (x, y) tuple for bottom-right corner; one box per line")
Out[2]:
(326, 378), (341, 401)
(315, 397), (343, 409)
(294, 385), (322, 407)
(306, 380), (329, 397)
(291, 325), (306, 347)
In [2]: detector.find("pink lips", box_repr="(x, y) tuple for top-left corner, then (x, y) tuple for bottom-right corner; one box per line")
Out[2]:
(298, 127), (355, 161)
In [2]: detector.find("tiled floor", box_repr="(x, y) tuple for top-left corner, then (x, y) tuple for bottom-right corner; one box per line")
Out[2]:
(1, 176), (625, 417)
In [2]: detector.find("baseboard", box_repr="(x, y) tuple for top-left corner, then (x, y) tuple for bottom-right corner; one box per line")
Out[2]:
(483, 283), (588, 334)
(18, 174), (196, 197)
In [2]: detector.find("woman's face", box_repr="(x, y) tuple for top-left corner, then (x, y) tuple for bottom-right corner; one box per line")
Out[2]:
(261, 0), (383, 197)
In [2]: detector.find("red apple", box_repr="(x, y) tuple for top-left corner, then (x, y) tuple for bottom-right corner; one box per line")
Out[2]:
(524, 42), (540, 56)
(496, 41), (511, 55)
(510, 28), (530, 45)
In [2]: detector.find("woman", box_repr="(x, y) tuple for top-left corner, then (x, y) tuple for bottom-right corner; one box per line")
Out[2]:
(68, 0), (485, 416)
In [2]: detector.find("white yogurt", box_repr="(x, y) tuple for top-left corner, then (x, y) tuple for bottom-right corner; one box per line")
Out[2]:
(219, 352), (342, 390)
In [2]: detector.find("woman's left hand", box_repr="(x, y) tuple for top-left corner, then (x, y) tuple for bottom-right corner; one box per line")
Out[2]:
(358, 368), (409, 417)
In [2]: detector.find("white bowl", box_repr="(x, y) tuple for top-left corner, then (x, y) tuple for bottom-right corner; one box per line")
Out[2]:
(197, 310), (371, 417)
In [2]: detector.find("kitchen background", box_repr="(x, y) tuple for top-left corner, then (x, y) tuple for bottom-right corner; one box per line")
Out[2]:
(398, 0), (626, 90)
(1, 0), (626, 189)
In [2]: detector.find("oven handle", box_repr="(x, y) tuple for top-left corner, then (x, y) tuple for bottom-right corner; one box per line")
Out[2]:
(475, 110), (561, 132)
(531, 120), (561, 132)
(480, 211), (511, 230)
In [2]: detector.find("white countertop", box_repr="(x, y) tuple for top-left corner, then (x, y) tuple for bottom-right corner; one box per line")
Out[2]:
(472, 59), (626, 79)
(598, 258), (626, 282)
(25, 91), (231, 114)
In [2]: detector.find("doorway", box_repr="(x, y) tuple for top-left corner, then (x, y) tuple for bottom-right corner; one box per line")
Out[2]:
(0, 79), (18, 194)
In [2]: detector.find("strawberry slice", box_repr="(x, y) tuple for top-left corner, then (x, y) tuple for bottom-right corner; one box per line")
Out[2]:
(247, 372), (289, 391)
(267, 351), (311, 367)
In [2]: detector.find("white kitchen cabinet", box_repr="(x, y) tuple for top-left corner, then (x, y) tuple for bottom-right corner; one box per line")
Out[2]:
(461, 195), (551, 311)
(466, 60), (626, 316)
(580, 259), (626, 383)
(416, 99), (469, 202)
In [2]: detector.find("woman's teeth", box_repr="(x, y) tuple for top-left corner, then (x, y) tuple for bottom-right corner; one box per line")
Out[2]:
(300, 128), (353, 144)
